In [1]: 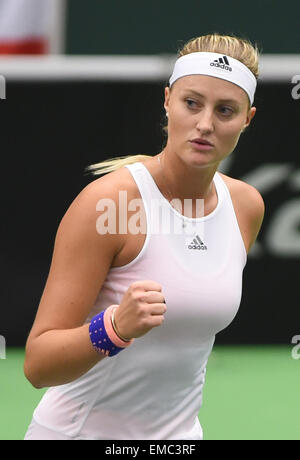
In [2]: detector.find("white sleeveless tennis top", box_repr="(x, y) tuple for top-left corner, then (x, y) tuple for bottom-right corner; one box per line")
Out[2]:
(31, 162), (247, 440)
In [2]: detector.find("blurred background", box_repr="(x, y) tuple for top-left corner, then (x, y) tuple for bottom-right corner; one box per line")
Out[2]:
(0, 0), (299, 440)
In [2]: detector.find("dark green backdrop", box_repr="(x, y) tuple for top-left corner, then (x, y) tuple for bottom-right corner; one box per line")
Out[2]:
(65, 0), (299, 55)
(1, 78), (300, 346)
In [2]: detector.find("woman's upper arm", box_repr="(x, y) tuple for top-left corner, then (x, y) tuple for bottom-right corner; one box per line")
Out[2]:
(234, 180), (265, 253)
(247, 186), (265, 251)
(26, 178), (124, 343)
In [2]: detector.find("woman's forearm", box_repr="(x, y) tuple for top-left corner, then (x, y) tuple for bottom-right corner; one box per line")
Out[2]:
(24, 324), (106, 388)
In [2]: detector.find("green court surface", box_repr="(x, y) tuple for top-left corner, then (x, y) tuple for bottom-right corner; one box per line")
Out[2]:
(1, 346), (299, 440)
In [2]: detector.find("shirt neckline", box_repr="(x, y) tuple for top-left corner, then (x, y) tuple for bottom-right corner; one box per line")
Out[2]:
(137, 162), (222, 222)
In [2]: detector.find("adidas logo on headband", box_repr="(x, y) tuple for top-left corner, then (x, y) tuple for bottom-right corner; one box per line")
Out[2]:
(210, 56), (232, 72)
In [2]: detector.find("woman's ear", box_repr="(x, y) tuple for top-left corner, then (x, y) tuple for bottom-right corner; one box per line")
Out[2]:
(164, 86), (170, 114)
(244, 106), (256, 130)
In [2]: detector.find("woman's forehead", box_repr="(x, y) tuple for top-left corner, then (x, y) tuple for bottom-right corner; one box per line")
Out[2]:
(171, 74), (248, 104)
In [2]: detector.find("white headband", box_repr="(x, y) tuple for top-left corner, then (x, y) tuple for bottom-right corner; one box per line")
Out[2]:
(169, 52), (257, 105)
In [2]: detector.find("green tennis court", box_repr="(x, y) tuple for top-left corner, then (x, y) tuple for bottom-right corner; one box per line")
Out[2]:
(1, 345), (299, 440)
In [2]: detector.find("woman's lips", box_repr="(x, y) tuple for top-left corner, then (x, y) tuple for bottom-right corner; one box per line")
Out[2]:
(189, 140), (214, 151)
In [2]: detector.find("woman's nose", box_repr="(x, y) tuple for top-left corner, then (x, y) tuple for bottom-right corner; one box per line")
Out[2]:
(196, 109), (214, 134)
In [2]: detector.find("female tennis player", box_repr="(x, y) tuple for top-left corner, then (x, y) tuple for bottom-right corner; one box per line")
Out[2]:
(24, 33), (264, 440)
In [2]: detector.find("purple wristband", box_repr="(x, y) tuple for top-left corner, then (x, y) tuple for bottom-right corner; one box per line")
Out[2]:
(89, 308), (133, 357)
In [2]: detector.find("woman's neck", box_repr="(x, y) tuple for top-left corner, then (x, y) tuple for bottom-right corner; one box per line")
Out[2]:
(156, 149), (219, 201)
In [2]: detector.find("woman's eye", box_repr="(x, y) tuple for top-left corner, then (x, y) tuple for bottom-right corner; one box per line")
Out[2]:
(219, 106), (234, 116)
(186, 99), (197, 108)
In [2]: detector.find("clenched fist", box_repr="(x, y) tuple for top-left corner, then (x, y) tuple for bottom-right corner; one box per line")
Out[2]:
(113, 280), (167, 340)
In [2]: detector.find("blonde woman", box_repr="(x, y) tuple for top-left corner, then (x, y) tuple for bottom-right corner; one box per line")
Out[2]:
(24, 33), (264, 440)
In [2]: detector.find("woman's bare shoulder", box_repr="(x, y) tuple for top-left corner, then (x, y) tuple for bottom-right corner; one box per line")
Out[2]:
(69, 166), (141, 252)
(218, 171), (265, 213)
(54, 166), (137, 264)
(82, 166), (138, 202)
(218, 171), (265, 251)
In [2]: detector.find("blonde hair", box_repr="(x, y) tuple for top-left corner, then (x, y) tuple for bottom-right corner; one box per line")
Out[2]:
(84, 154), (154, 176)
(85, 33), (260, 177)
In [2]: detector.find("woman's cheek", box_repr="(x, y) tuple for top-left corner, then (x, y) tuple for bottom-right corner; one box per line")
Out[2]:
(228, 131), (242, 151)
(217, 130), (239, 155)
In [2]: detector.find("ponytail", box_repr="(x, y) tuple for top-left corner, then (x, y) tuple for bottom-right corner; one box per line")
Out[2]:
(84, 154), (153, 176)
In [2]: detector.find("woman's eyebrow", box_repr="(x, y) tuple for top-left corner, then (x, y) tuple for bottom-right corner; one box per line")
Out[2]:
(184, 89), (239, 105)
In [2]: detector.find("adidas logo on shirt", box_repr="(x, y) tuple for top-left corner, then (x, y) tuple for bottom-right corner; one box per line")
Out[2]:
(210, 55), (232, 72)
(188, 235), (208, 250)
